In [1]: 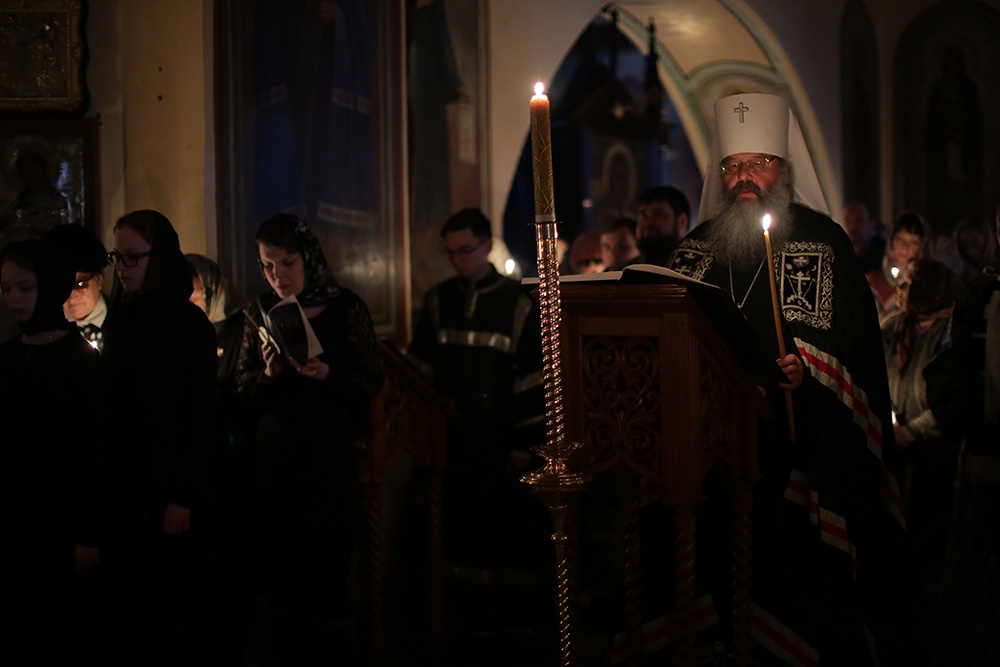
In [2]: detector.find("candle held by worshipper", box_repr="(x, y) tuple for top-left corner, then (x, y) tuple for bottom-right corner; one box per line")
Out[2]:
(530, 82), (555, 221)
(762, 212), (797, 441)
(761, 213), (784, 352)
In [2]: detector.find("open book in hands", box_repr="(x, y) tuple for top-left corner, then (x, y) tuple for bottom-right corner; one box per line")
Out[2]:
(256, 296), (324, 366)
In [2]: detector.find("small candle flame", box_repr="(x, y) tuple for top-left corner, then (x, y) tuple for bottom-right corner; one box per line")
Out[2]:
(890, 266), (900, 279)
(761, 213), (771, 232)
(534, 81), (544, 96)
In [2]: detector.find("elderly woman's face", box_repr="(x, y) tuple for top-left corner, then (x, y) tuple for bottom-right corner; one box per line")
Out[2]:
(64, 271), (103, 321)
(258, 242), (305, 299)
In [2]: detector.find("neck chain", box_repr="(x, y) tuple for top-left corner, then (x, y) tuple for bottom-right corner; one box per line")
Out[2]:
(729, 260), (766, 310)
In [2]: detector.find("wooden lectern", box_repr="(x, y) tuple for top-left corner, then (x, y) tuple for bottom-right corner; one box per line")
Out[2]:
(359, 339), (453, 667)
(557, 280), (773, 666)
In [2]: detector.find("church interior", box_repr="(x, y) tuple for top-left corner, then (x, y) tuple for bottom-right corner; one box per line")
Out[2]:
(1, 0), (999, 665)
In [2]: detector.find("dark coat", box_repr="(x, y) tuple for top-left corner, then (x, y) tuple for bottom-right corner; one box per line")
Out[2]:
(102, 288), (217, 514)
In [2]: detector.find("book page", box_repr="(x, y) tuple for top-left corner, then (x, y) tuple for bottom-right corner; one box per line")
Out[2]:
(620, 263), (711, 287)
(260, 296), (324, 365)
(521, 270), (623, 288)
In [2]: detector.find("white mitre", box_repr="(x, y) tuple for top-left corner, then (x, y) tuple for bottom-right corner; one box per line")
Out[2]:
(699, 92), (829, 222)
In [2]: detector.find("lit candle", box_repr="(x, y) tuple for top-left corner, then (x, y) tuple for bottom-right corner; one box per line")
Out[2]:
(762, 214), (783, 357)
(762, 213), (797, 442)
(530, 82), (555, 222)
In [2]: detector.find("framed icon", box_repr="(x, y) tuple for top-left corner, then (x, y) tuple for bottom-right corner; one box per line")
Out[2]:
(0, 0), (89, 115)
(0, 118), (100, 247)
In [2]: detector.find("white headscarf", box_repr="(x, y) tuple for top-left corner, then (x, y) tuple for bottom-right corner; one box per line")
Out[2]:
(700, 93), (829, 222)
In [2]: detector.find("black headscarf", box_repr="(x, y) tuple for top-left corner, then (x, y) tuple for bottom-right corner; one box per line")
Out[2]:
(256, 214), (339, 308)
(0, 238), (75, 335)
(109, 210), (193, 307)
(45, 223), (108, 275)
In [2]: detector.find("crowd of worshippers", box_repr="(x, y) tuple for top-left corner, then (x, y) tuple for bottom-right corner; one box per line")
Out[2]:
(0, 204), (553, 666)
(2, 91), (998, 666)
(0, 211), (384, 665)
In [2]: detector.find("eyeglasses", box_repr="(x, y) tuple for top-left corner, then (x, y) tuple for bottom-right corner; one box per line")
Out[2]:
(444, 243), (484, 259)
(73, 275), (94, 291)
(107, 250), (153, 267)
(719, 155), (777, 174)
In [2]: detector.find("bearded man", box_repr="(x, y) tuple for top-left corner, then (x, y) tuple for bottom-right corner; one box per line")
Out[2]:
(669, 94), (920, 666)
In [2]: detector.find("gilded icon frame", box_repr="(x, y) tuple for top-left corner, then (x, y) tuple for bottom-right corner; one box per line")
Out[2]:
(0, 0), (89, 115)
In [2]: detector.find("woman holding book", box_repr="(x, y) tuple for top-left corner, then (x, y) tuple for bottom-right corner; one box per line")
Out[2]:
(235, 214), (382, 664)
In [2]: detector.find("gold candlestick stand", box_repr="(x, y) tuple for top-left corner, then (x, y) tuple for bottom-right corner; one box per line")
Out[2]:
(522, 219), (592, 667)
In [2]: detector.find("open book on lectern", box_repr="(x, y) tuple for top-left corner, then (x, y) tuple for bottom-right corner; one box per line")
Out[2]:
(522, 263), (787, 388)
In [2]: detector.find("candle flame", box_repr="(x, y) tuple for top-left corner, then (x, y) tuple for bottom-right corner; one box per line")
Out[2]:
(534, 81), (544, 96)
(890, 266), (900, 279)
(761, 213), (771, 232)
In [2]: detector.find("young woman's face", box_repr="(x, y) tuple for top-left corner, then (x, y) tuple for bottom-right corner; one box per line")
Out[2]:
(113, 227), (153, 293)
(1, 261), (37, 322)
(890, 230), (923, 267)
(258, 243), (305, 299)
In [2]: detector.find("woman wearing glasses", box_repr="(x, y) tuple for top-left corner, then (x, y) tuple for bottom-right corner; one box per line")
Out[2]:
(101, 209), (218, 663)
(0, 237), (104, 661)
(235, 214), (382, 664)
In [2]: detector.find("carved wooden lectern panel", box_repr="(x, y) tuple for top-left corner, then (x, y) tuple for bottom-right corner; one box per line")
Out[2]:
(697, 349), (742, 475)
(556, 282), (769, 667)
(581, 335), (661, 471)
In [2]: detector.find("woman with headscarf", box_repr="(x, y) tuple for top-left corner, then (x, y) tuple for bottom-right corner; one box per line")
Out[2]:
(186, 253), (249, 392)
(0, 237), (104, 661)
(868, 211), (932, 323)
(101, 209), (218, 663)
(882, 257), (963, 588)
(235, 214), (382, 665)
(184, 252), (254, 657)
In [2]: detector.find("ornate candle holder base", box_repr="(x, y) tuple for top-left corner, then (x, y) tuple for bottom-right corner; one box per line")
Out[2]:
(522, 440), (592, 667)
